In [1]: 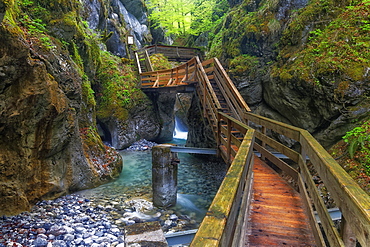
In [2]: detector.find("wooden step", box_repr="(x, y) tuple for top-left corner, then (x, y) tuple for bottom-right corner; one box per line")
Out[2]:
(245, 158), (316, 246)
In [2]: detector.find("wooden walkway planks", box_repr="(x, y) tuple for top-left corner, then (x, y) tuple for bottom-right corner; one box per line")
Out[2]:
(246, 158), (316, 247)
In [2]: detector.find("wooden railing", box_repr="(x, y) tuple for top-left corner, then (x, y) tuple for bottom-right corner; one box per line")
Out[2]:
(191, 112), (255, 246)
(190, 59), (370, 246)
(201, 58), (251, 120)
(135, 48), (153, 74)
(137, 54), (370, 247)
(241, 112), (370, 247)
(140, 57), (198, 88)
(141, 44), (202, 62)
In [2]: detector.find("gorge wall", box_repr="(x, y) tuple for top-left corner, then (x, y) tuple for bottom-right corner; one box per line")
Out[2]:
(207, 0), (369, 148)
(0, 0), (165, 215)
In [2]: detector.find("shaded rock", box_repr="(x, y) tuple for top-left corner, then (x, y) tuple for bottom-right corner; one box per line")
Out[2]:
(186, 93), (216, 149)
(98, 99), (161, 150)
(145, 92), (177, 143)
(0, 0), (5, 23)
(124, 221), (168, 247)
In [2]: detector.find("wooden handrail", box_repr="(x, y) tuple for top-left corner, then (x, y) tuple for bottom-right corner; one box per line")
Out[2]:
(243, 111), (370, 247)
(191, 118), (255, 246)
(144, 50), (153, 72)
(213, 58), (251, 113)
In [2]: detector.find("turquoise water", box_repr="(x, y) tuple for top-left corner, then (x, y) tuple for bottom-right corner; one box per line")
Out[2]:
(77, 137), (226, 224)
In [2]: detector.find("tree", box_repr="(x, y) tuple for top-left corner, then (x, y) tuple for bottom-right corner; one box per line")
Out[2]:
(146, 0), (228, 38)
(147, 0), (194, 36)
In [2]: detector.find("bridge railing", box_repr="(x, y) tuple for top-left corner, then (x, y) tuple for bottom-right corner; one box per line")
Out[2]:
(193, 57), (222, 135)
(210, 58), (250, 120)
(191, 112), (255, 246)
(135, 48), (153, 74)
(144, 44), (202, 62)
(242, 112), (370, 247)
(140, 57), (198, 88)
(190, 58), (370, 246)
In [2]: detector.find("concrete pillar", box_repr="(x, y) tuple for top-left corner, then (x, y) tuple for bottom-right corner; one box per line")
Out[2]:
(152, 144), (179, 208)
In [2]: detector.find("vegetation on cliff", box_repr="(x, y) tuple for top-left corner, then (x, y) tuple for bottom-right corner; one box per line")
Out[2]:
(95, 51), (143, 121)
(274, 0), (370, 87)
(330, 120), (370, 194)
(191, 0), (369, 189)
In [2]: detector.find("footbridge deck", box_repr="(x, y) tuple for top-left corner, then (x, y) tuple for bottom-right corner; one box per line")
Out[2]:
(135, 45), (370, 247)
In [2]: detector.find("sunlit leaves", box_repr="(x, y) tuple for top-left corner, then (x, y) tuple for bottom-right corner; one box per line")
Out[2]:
(146, 0), (228, 37)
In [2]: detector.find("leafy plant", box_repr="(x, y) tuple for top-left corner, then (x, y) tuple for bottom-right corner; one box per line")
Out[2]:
(343, 120), (370, 175)
(150, 53), (173, 71)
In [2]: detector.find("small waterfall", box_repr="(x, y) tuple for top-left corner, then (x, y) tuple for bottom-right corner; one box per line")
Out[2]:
(173, 117), (188, 140)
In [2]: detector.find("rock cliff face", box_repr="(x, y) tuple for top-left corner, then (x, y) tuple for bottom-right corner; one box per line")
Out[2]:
(186, 93), (216, 149)
(0, 0), (161, 215)
(209, 0), (370, 147)
(83, 0), (152, 57)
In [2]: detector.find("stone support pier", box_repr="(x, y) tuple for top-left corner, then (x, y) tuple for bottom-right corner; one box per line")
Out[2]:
(152, 144), (179, 208)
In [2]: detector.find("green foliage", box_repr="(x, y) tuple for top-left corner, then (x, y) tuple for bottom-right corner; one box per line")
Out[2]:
(343, 120), (370, 174)
(228, 54), (259, 76)
(208, 0), (281, 61)
(147, 0), (194, 36)
(274, 0), (370, 86)
(149, 53), (173, 71)
(96, 51), (142, 121)
(16, 0), (56, 49)
(146, 0), (228, 38)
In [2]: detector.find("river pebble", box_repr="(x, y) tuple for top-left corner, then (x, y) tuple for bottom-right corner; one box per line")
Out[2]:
(125, 139), (158, 151)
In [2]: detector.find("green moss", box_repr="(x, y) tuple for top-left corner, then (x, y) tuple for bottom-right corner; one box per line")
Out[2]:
(276, 0), (370, 89)
(228, 54), (259, 76)
(149, 53), (173, 71)
(207, 0), (281, 71)
(95, 50), (144, 121)
(2, 0), (25, 36)
(343, 119), (370, 175)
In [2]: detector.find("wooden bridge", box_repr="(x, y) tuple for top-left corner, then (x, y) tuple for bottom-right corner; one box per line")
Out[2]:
(134, 45), (370, 247)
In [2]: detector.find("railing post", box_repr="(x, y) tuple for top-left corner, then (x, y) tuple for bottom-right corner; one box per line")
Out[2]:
(340, 215), (356, 247)
(227, 117), (232, 164)
(300, 144), (307, 168)
(261, 126), (266, 161)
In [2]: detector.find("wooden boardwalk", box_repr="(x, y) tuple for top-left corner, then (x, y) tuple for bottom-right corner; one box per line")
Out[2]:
(136, 46), (370, 246)
(246, 157), (316, 246)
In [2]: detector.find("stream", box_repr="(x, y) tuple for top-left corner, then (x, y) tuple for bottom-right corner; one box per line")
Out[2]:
(0, 120), (226, 246)
(75, 119), (226, 232)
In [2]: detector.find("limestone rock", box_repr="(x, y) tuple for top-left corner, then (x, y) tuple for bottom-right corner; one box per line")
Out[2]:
(125, 221), (168, 247)
(0, 13), (121, 215)
(98, 98), (161, 150)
